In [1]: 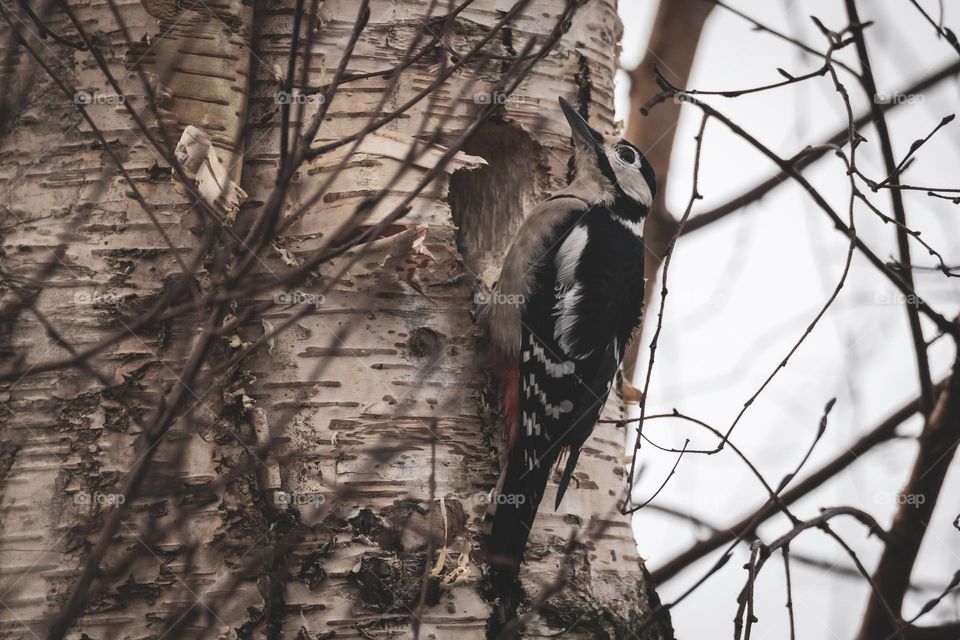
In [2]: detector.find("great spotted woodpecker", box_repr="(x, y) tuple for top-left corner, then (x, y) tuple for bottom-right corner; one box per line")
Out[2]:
(485, 97), (656, 590)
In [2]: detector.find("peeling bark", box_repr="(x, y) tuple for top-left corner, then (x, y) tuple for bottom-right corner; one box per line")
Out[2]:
(0, 0), (671, 638)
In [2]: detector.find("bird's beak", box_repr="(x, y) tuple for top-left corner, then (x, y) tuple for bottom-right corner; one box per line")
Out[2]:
(559, 97), (603, 156)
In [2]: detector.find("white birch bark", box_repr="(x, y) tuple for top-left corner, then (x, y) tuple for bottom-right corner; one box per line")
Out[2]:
(0, 0), (673, 637)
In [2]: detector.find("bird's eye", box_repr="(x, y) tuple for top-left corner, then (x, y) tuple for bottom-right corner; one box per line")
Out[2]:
(616, 146), (637, 164)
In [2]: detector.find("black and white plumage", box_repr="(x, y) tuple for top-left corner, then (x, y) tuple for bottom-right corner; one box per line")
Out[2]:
(486, 97), (656, 593)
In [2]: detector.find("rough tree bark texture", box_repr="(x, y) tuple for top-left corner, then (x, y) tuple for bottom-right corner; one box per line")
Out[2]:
(0, 0), (256, 637)
(0, 0), (672, 638)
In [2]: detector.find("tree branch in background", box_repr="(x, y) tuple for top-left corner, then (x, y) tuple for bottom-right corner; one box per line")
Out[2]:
(618, 3), (960, 637)
(845, 0), (934, 416)
(648, 503), (951, 593)
(622, 114), (709, 513)
(647, 86), (957, 336)
(680, 58), (960, 235)
(907, 0), (960, 58)
(857, 345), (960, 640)
(621, 0), (715, 382)
(652, 389), (927, 584)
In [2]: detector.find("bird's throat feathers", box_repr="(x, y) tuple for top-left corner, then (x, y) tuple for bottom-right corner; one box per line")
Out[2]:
(567, 145), (650, 224)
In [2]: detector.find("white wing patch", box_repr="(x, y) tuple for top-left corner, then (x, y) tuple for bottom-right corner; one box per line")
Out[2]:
(555, 225), (588, 287)
(553, 284), (591, 358)
(553, 225), (594, 359)
(488, 197), (588, 357)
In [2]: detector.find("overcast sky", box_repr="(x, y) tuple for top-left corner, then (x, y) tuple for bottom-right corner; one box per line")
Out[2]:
(614, 1), (960, 637)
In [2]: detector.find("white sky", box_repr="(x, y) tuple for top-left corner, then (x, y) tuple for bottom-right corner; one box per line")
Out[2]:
(615, 1), (960, 637)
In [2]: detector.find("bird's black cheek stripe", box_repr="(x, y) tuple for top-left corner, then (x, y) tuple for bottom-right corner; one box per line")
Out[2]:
(596, 152), (617, 185)
(613, 192), (647, 221)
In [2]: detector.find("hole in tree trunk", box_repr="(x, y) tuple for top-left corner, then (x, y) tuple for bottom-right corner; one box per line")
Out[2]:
(448, 120), (548, 285)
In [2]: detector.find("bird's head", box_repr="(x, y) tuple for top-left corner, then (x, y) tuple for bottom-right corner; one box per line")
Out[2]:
(558, 96), (657, 221)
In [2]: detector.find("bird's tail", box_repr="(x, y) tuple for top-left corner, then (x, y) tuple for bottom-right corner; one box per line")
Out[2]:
(486, 443), (553, 628)
(554, 445), (581, 509)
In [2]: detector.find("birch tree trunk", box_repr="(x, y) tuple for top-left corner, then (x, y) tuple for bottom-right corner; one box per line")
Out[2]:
(0, 0), (673, 638)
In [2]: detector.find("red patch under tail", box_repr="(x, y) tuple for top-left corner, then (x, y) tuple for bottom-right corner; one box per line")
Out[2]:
(494, 356), (520, 451)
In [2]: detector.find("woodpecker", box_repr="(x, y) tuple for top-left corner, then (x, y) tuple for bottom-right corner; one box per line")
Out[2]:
(485, 97), (656, 592)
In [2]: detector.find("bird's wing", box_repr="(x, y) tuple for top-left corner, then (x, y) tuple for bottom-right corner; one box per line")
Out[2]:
(511, 212), (616, 507)
(520, 212), (644, 509)
(486, 195), (588, 357)
(516, 274), (618, 510)
(486, 207), (589, 577)
(554, 339), (619, 508)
